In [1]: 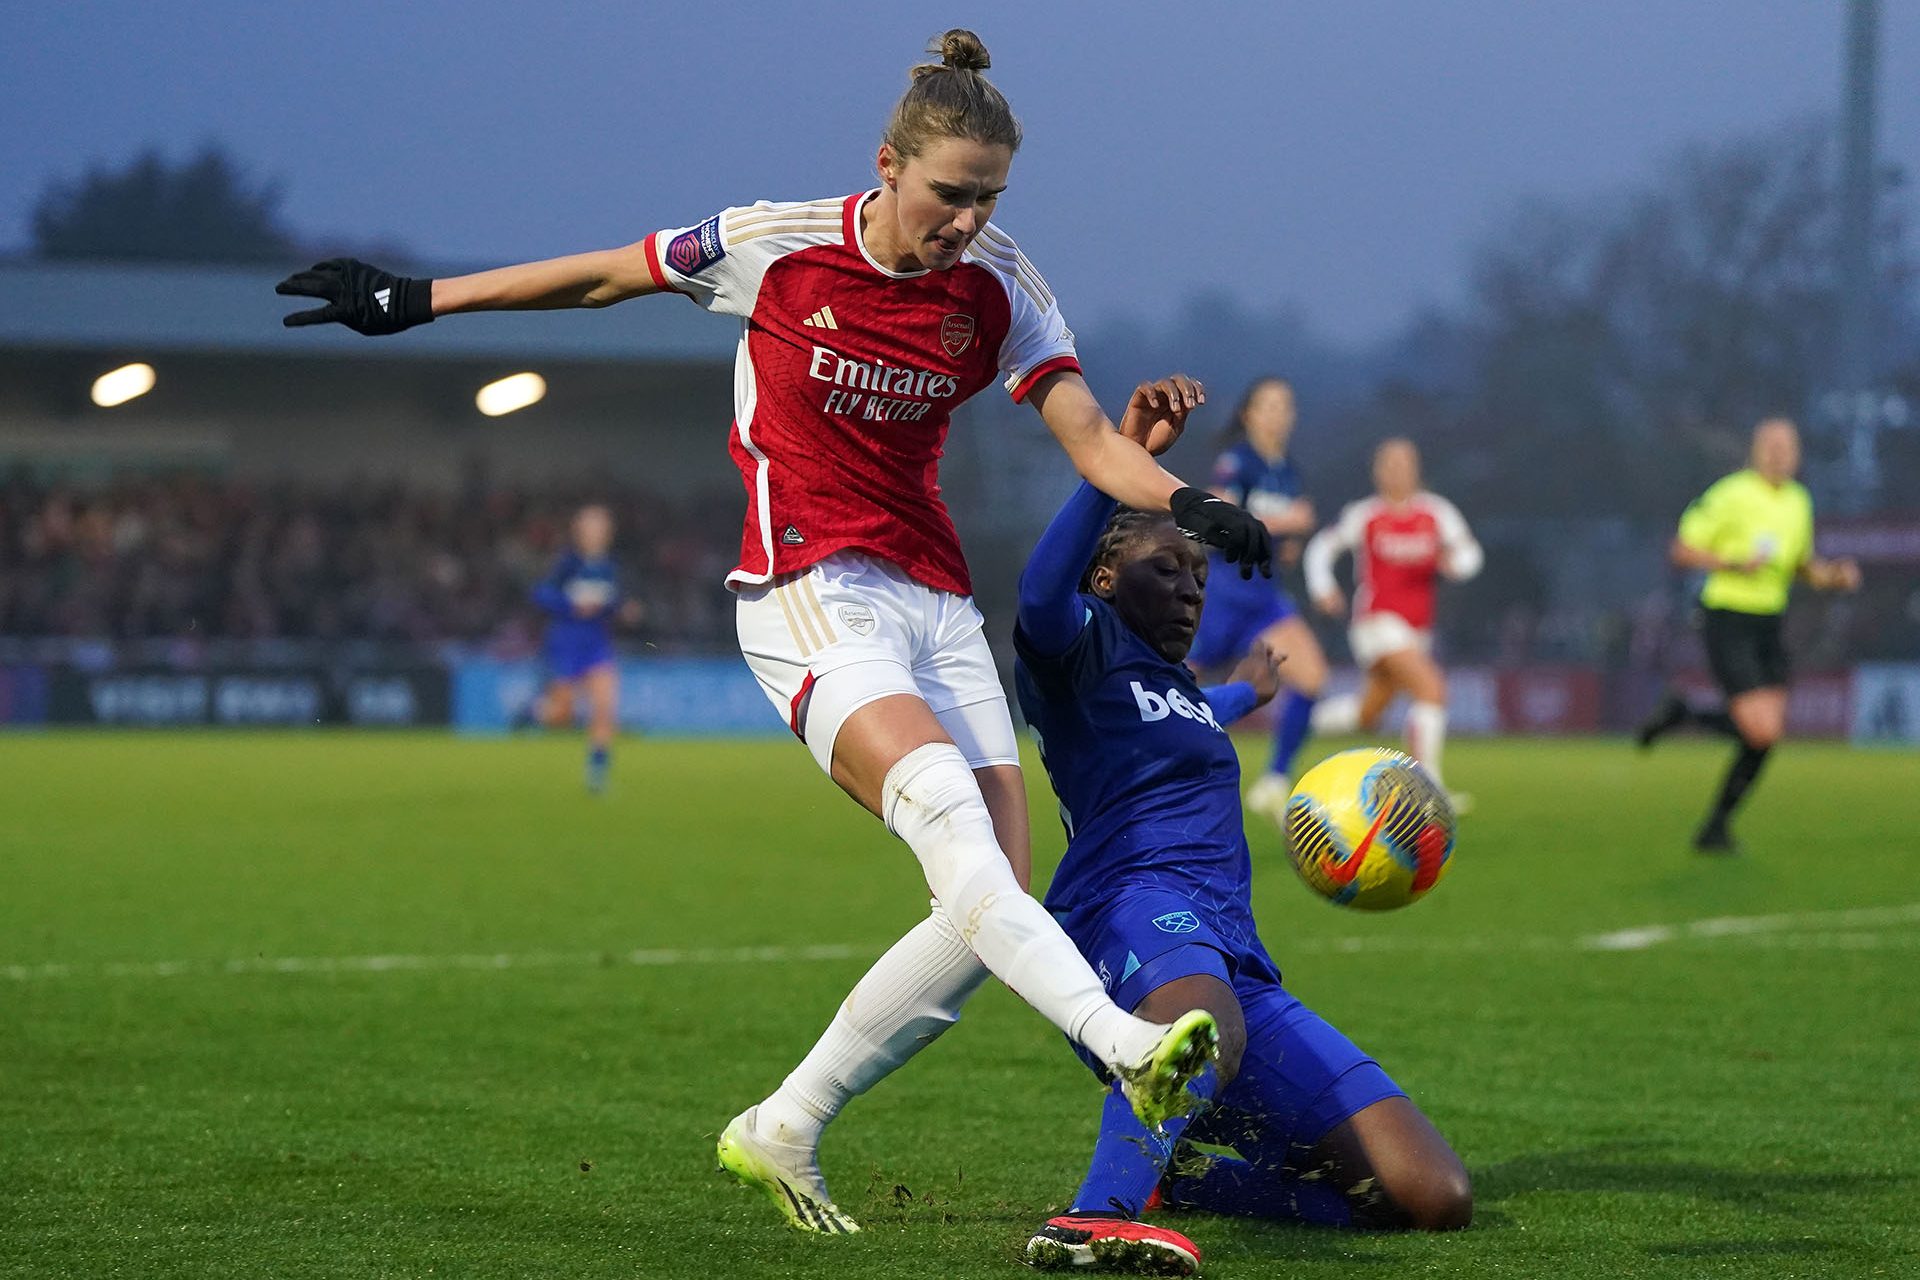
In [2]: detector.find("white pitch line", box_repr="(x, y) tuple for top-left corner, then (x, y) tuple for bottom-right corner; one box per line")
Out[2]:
(1581, 902), (1920, 952)
(5, 904), (1917, 983)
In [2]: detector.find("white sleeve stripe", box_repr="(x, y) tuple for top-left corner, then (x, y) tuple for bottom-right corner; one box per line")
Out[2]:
(719, 211), (836, 244)
(973, 227), (1051, 287)
(730, 221), (843, 245)
(726, 210), (840, 235)
(971, 230), (1056, 310)
(726, 200), (842, 230)
(970, 242), (1054, 313)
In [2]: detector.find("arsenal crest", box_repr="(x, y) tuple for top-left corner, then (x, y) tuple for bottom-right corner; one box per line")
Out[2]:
(940, 313), (976, 358)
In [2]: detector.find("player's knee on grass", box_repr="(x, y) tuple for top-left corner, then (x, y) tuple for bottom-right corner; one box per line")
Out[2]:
(1369, 1159), (1473, 1232)
(1135, 973), (1246, 1088)
(1321, 1097), (1472, 1232)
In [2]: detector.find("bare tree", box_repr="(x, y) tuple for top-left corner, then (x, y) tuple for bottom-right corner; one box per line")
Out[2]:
(32, 146), (297, 265)
(1436, 118), (1910, 523)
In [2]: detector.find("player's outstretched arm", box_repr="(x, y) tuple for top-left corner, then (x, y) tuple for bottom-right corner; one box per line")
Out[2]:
(276, 243), (663, 335)
(1028, 370), (1271, 577)
(1303, 515), (1353, 616)
(1019, 374), (1221, 654)
(1016, 481), (1117, 657)
(1028, 370), (1185, 509)
(434, 243), (665, 312)
(1205, 637), (1285, 724)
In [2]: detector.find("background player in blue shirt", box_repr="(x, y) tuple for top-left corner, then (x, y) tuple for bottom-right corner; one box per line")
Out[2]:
(1188, 377), (1331, 830)
(529, 504), (640, 792)
(1014, 379), (1469, 1273)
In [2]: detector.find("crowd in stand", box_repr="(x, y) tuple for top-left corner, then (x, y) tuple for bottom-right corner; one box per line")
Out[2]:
(0, 470), (1912, 666)
(0, 472), (738, 653)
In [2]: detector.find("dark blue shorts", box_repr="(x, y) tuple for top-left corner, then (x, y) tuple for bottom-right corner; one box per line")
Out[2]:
(544, 640), (615, 681)
(1188, 587), (1296, 670)
(1190, 991), (1407, 1153)
(1056, 883), (1403, 1150)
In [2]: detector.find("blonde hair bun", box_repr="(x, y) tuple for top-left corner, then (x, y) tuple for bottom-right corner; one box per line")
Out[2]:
(938, 29), (991, 71)
(888, 29), (1020, 155)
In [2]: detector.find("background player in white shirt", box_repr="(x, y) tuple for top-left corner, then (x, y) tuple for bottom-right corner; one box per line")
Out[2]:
(1304, 439), (1482, 798)
(275, 30), (1272, 1237)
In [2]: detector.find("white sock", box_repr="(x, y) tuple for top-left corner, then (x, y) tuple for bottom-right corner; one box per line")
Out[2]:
(755, 908), (988, 1147)
(881, 743), (1161, 1072)
(1313, 693), (1360, 734)
(1407, 700), (1447, 784)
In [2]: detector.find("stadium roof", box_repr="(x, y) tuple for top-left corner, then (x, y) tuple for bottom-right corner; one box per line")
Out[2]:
(0, 260), (738, 364)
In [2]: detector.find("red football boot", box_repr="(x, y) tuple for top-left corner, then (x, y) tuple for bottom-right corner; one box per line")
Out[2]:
(1024, 1214), (1201, 1275)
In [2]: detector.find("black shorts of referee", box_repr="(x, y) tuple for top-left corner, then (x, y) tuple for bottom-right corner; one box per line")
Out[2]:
(1701, 607), (1789, 698)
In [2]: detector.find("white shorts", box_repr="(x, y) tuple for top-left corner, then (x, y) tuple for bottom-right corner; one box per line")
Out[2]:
(1349, 611), (1431, 670)
(735, 552), (1020, 773)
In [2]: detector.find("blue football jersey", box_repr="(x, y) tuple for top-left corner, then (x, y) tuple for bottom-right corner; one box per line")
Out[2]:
(535, 552), (620, 652)
(1015, 596), (1259, 949)
(1210, 440), (1306, 602)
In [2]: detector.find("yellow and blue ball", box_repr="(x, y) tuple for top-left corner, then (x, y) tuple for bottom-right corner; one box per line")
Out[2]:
(1282, 748), (1455, 911)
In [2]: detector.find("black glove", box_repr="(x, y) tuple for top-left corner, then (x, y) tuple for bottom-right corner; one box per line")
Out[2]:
(275, 259), (435, 336)
(1170, 486), (1273, 579)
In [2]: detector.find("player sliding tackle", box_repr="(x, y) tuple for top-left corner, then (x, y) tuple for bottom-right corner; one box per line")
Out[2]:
(275, 30), (1271, 1236)
(1014, 382), (1471, 1273)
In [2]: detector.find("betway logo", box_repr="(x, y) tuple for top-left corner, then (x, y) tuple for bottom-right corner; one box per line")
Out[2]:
(1131, 681), (1223, 732)
(1375, 529), (1438, 562)
(807, 345), (960, 400)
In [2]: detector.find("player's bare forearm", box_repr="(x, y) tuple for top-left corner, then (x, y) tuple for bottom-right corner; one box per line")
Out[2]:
(1074, 427), (1185, 510)
(1031, 371), (1183, 510)
(1265, 506), (1316, 537)
(1670, 538), (1739, 573)
(432, 243), (660, 314)
(1801, 557), (1862, 591)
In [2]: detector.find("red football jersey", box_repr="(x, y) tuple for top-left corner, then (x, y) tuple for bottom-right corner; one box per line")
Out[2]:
(1303, 493), (1481, 629)
(644, 191), (1081, 595)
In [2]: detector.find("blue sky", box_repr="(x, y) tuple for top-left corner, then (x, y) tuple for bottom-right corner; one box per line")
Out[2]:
(5, 1), (1914, 343)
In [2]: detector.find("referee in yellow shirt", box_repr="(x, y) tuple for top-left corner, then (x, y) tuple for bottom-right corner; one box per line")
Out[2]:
(1638, 418), (1860, 853)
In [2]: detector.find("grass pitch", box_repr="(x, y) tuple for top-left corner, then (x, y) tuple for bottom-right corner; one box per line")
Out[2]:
(2, 732), (1916, 1278)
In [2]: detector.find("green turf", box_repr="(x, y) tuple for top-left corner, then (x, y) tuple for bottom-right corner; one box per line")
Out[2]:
(1, 732), (1915, 1278)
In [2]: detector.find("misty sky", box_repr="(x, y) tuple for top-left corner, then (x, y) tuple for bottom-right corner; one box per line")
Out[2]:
(6, 1), (1915, 344)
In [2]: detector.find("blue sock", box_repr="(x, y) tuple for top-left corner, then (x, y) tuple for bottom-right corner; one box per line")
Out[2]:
(1070, 1066), (1219, 1219)
(1165, 1153), (1352, 1226)
(586, 745), (609, 792)
(1270, 690), (1316, 777)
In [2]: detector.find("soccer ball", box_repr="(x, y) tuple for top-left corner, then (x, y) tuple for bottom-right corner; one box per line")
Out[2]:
(1282, 748), (1455, 911)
